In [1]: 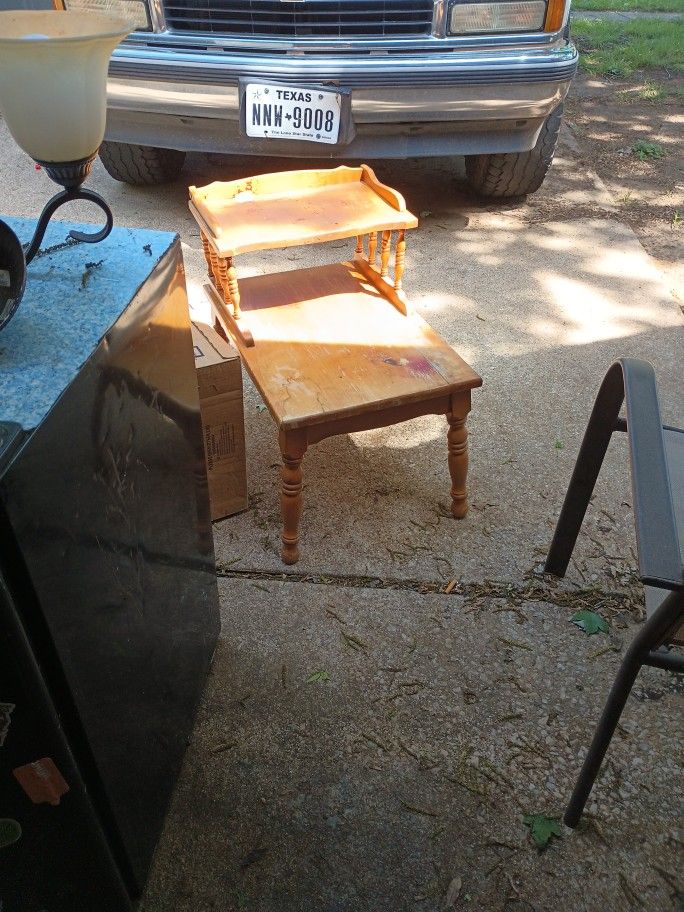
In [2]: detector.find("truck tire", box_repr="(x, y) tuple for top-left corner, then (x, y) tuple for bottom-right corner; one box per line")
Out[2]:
(98, 141), (186, 185)
(464, 105), (563, 199)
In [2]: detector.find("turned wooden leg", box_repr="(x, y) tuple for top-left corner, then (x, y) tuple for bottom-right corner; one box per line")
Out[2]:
(368, 232), (378, 268)
(394, 229), (406, 293)
(355, 235), (364, 255)
(279, 429), (307, 565)
(447, 413), (469, 518)
(216, 256), (229, 304)
(227, 258), (241, 320)
(380, 230), (391, 278)
(201, 232), (213, 279)
(208, 246), (220, 288)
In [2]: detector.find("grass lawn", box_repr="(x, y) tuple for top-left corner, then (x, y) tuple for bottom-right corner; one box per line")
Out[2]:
(571, 19), (684, 76)
(573, 0), (683, 12)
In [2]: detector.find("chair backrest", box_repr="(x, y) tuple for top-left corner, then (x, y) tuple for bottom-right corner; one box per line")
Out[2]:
(621, 359), (683, 590)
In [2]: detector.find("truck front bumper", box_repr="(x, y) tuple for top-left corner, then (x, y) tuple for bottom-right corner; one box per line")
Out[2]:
(106, 41), (578, 158)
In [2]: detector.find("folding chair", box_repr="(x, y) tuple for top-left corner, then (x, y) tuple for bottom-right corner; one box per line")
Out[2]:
(545, 358), (684, 827)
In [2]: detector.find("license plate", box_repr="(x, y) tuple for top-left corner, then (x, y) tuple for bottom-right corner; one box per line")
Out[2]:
(244, 83), (341, 144)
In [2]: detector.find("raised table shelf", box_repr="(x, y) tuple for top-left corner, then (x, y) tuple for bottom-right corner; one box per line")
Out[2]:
(190, 164), (418, 258)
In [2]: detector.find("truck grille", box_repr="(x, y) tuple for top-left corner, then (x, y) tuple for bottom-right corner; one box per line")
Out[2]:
(163, 0), (435, 39)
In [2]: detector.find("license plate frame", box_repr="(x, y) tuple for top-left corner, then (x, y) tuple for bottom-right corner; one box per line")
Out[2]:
(239, 80), (354, 146)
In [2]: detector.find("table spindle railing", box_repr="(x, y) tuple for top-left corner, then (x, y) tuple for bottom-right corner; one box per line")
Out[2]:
(354, 229), (408, 304)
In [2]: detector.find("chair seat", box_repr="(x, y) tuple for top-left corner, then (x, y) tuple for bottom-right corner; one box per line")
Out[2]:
(645, 426), (684, 645)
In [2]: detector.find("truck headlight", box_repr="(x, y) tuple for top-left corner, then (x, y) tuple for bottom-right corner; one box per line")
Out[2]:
(57, 0), (150, 31)
(448, 1), (548, 34)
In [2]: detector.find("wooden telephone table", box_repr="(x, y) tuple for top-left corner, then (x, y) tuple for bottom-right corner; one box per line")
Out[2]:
(189, 165), (482, 564)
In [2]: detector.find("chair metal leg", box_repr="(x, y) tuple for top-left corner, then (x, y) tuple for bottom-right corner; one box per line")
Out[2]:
(564, 651), (642, 827)
(564, 591), (683, 827)
(545, 364), (626, 577)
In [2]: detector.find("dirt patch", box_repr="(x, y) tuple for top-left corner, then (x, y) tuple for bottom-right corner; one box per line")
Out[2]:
(563, 70), (684, 297)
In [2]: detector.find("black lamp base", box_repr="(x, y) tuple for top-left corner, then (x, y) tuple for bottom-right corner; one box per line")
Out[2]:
(36, 153), (97, 190)
(0, 152), (115, 332)
(23, 152), (114, 264)
(0, 219), (27, 333)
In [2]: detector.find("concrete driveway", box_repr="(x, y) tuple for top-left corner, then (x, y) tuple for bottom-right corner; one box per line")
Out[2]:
(2, 118), (682, 910)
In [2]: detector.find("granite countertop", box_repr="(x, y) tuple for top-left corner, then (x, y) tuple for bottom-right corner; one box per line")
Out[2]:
(0, 217), (177, 430)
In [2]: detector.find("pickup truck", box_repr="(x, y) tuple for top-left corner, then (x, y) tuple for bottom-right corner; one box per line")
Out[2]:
(50, 0), (578, 197)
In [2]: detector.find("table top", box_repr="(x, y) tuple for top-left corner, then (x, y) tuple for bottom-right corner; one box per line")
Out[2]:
(230, 260), (481, 431)
(190, 165), (418, 258)
(0, 217), (177, 430)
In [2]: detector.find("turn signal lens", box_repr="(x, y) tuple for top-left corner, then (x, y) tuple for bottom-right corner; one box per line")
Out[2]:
(58, 0), (150, 31)
(449, 1), (547, 34)
(545, 0), (566, 31)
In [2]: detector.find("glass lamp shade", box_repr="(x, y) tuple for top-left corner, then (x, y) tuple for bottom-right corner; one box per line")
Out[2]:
(0, 11), (130, 164)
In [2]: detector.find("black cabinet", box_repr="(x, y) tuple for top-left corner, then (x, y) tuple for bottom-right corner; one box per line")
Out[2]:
(0, 222), (219, 910)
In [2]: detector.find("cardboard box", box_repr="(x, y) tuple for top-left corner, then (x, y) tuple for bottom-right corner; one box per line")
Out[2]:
(192, 321), (248, 521)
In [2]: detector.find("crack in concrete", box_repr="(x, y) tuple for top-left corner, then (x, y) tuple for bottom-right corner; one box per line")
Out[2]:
(216, 565), (642, 612)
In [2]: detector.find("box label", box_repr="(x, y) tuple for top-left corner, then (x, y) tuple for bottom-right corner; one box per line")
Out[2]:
(204, 421), (237, 470)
